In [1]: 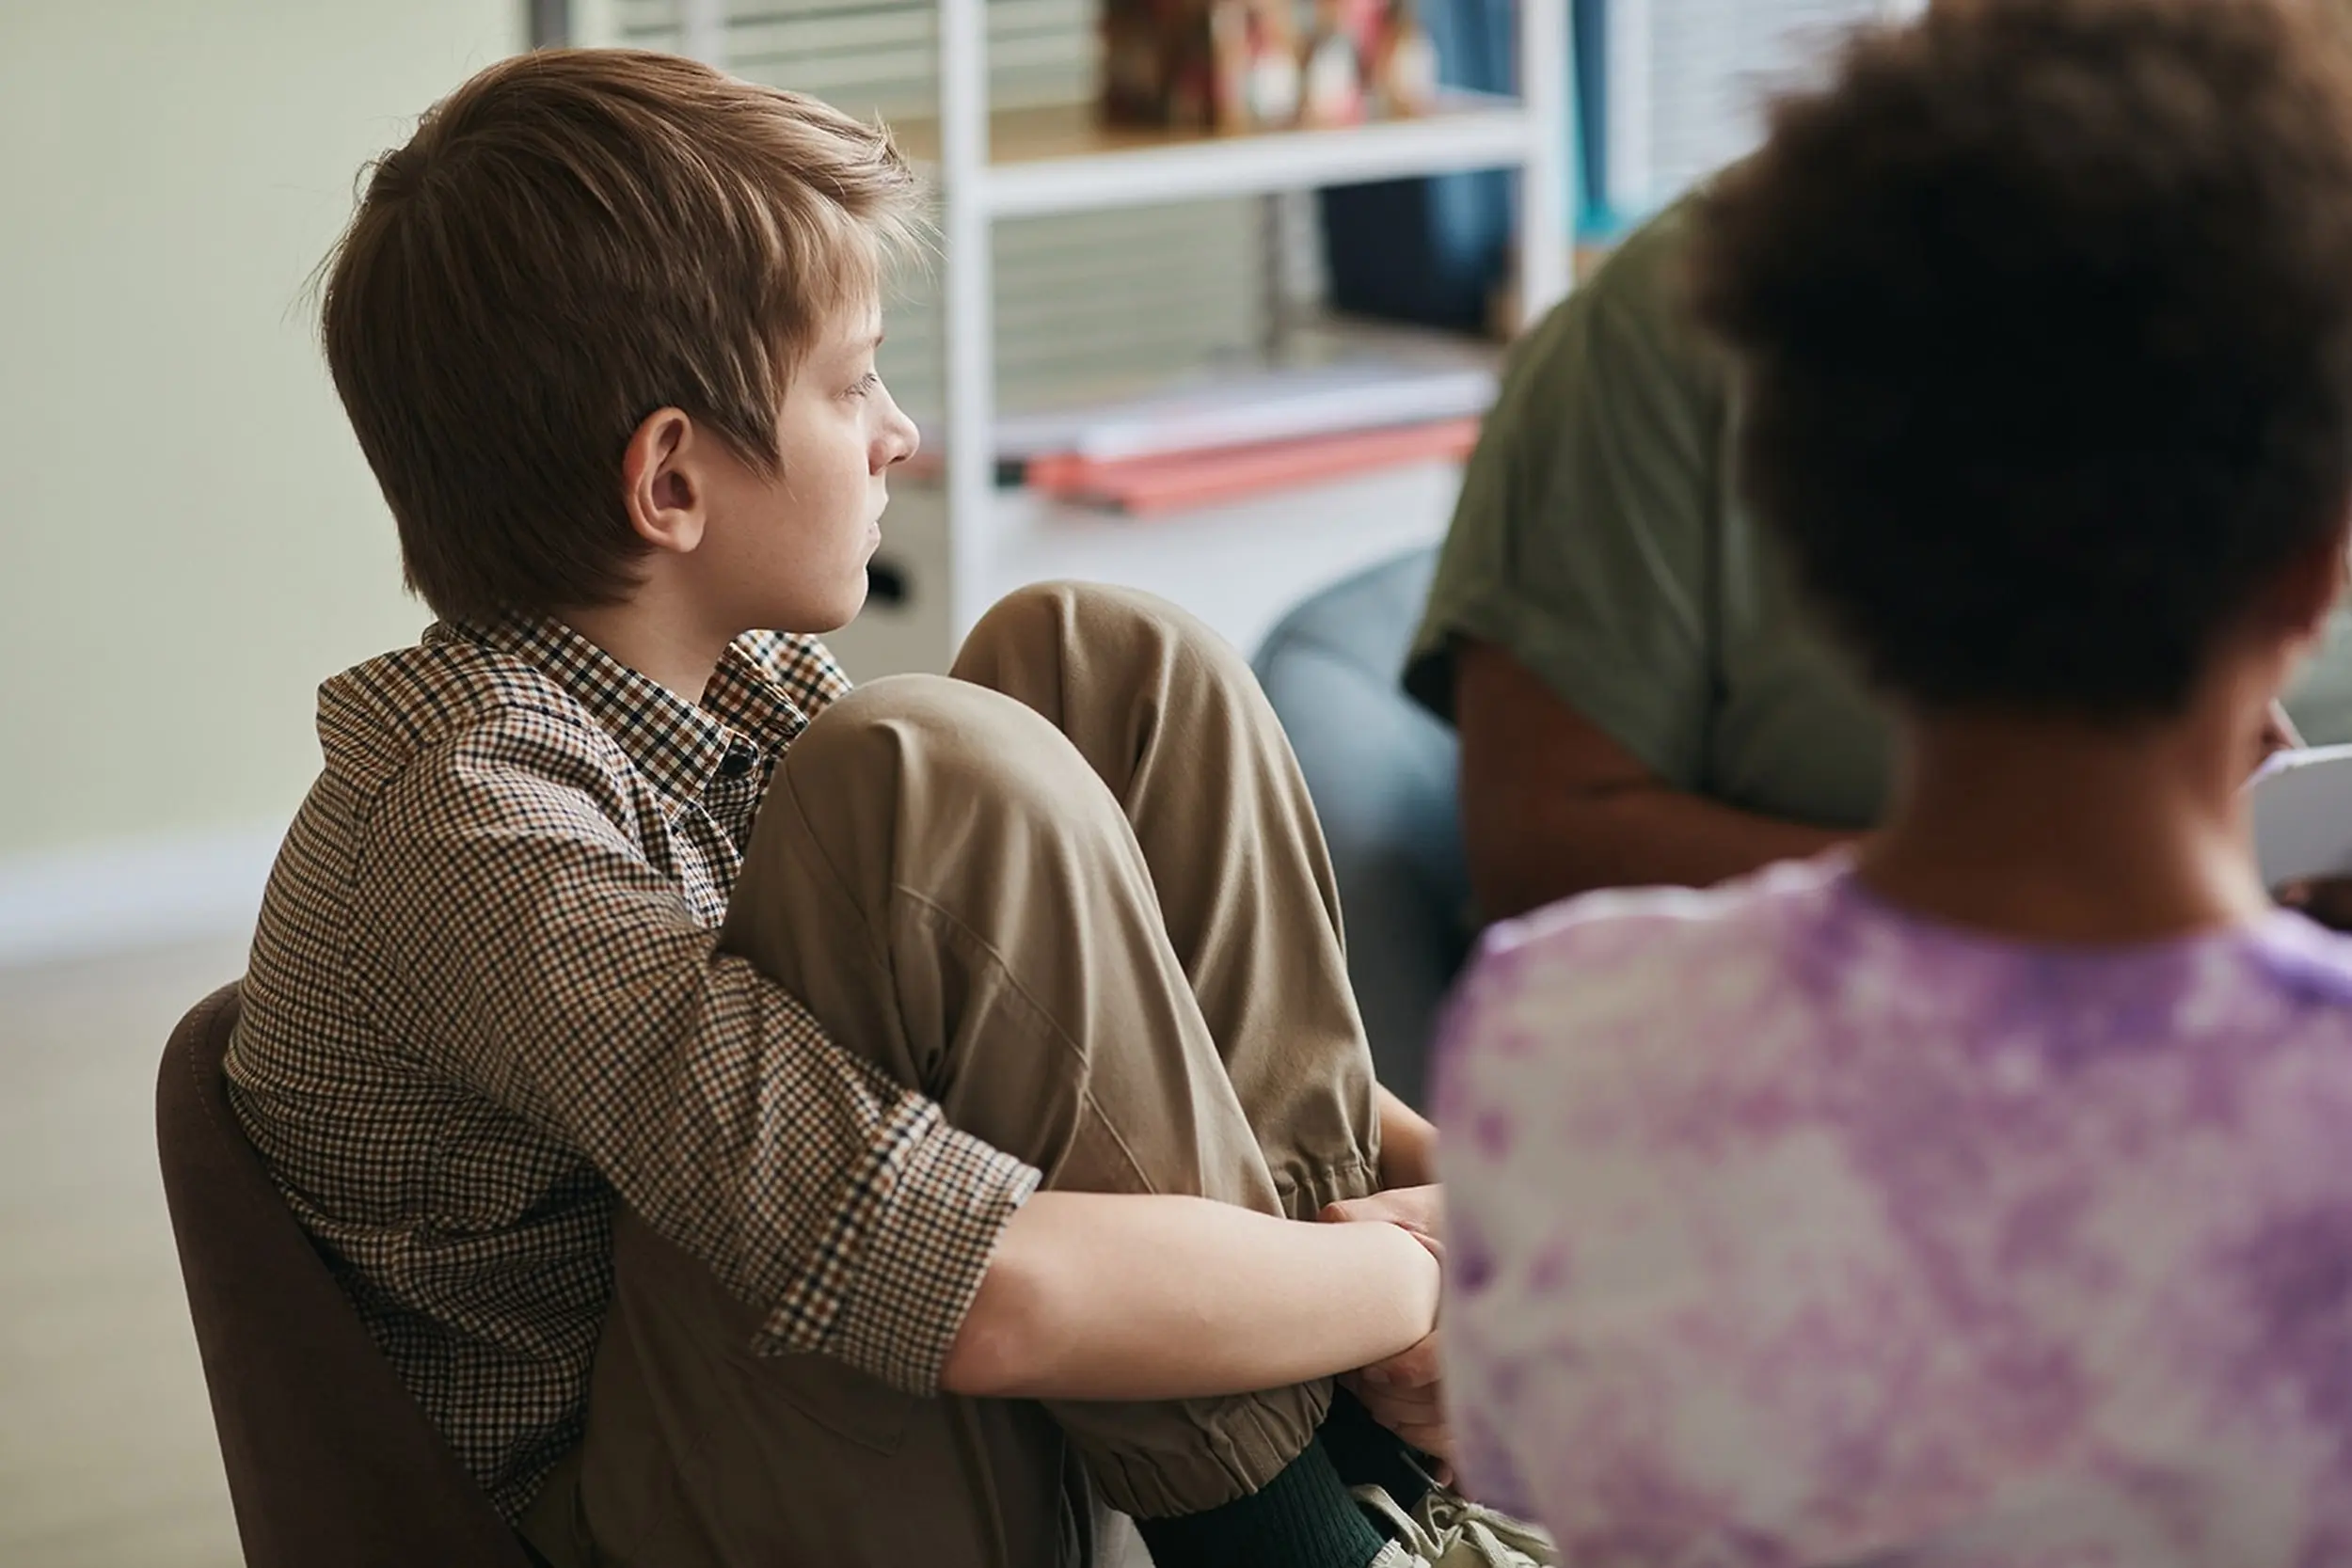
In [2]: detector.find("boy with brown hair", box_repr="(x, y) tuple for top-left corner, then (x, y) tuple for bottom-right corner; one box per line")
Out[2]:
(226, 46), (1517, 1568)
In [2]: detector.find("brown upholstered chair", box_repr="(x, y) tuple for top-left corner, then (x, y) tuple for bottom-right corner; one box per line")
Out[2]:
(156, 982), (538, 1568)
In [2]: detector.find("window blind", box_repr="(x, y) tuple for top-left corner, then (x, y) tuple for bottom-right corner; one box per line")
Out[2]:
(1607, 0), (1909, 218)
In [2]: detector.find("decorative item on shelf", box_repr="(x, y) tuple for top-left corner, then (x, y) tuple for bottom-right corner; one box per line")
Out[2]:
(1372, 0), (1440, 118)
(1211, 0), (1303, 129)
(1102, 0), (1217, 128)
(1299, 0), (1365, 126)
(1246, 2), (1306, 127)
(1101, 0), (1434, 133)
(1208, 2), (1251, 126)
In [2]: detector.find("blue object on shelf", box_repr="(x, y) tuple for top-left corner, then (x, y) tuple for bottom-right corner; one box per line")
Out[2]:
(1571, 0), (1647, 240)
(1318, 0), (1612, 331)
(1572, 0), (1615, 236)
(1316, 0), (1522, 332)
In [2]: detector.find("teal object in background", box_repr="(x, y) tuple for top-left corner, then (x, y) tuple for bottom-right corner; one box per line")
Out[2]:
(1254, 548), (1468, 1106)
(1572, 0), (1632, 239)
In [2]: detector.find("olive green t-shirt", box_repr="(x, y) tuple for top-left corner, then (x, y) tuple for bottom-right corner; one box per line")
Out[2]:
(1406, 197), (2352, 827)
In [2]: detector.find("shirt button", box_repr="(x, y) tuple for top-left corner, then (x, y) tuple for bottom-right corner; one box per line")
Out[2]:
(717, 742), (757, 780)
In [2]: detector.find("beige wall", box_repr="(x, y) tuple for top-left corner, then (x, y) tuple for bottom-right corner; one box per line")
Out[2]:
(0, 0), (523, 863)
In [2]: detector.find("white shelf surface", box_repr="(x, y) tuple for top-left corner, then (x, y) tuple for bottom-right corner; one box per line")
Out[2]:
(985, 457), (1462, 654)
(828, 458), (1462, 681)
(912, 0), (1565, 635)
(893, 94), (1542, 220)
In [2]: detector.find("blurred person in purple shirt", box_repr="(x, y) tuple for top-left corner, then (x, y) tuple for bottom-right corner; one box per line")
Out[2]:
(1434, 0), (2352, 1561)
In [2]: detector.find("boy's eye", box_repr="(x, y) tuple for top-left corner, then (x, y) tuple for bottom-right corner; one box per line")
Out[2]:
(848, 371), (881, 398)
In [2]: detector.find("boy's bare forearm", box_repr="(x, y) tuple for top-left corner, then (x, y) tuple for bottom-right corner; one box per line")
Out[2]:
(940, 1192), (1439, 1402)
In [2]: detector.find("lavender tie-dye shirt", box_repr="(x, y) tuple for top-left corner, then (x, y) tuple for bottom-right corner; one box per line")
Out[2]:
(1437, 854), (2352, 1567)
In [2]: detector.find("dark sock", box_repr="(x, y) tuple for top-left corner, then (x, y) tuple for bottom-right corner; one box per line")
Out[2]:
(1135, 1434), (1389, 1568)
(1321, 1387), (1438, 1516)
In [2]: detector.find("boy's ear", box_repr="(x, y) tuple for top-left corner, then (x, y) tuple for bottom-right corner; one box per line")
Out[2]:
(620, 407), (707, 556)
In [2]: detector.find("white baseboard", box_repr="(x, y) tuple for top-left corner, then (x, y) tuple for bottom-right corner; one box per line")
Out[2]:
(0, 823), (282, 970)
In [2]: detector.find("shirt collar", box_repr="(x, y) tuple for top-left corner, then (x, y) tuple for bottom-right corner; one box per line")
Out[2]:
(430, 615), (813, 816)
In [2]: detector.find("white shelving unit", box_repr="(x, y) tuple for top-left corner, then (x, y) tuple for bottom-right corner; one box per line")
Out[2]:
(624, 0), (1573, 671)
(924, 1), (1572, 644)
(895, 90), (1555, 219)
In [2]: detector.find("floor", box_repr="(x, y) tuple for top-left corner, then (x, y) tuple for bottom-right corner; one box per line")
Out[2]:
(2, 932), (250, 1568)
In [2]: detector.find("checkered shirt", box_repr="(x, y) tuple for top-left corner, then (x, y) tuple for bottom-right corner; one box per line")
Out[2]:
(225, 615), (1041, 1521)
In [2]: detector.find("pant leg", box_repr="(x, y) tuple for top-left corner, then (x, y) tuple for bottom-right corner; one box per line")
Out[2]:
(565, 584), (1383, 1567)
(945, 581), (1381, 1212)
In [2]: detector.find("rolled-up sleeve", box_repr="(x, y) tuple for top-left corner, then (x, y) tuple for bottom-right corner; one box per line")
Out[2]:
(1406, 199), (1728, 792)
(351, 721), (1039, 1394)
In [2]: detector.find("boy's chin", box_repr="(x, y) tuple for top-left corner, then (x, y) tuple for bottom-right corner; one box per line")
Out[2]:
(770, 578), (869, 637)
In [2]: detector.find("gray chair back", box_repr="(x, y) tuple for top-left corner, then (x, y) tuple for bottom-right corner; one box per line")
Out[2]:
(1254, 547), (1471, 1103)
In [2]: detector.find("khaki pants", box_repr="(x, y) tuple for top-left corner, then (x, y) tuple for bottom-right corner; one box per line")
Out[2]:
(523, 584), (1383, 1568)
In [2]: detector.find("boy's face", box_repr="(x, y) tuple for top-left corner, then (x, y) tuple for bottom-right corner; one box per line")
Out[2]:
(691, 300), (919, 636)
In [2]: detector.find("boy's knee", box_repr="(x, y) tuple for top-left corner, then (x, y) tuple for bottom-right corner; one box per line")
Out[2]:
(782, 673), (1120, 842)
(959, 581), (1257, 700)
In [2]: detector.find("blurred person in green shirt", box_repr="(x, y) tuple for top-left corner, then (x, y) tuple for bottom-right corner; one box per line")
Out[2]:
(1408, 195), (2352, 922)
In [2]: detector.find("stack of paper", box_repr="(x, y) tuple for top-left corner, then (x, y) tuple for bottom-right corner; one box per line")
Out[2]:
(1024, 418), (1481, 515)
(993, 358), (1497, 466)
(2251, 745), (2352, 887)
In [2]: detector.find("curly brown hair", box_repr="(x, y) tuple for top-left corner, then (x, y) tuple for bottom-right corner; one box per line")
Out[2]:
(1692, 0), (2352, 716)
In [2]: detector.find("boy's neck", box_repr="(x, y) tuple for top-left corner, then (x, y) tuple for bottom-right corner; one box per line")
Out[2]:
(561, 598), (730, 706)
(1856, 692), (2273, 946)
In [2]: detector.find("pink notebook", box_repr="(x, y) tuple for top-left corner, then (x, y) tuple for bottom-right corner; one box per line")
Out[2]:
(1025, 418), (1479, 514)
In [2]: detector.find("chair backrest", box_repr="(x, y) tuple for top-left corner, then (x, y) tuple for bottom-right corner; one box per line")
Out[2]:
(156, 982), (536, 1568)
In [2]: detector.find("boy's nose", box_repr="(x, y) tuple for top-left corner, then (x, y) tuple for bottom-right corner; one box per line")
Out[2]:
(882, 408), (919, 468)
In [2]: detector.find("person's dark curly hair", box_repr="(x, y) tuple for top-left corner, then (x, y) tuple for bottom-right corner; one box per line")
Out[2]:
(1692, 0), (2352, 716)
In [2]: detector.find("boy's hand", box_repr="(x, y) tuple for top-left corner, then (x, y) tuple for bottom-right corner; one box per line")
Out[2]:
(1323, 1186), (1453, 1468)
(1343, 1327), (1451, 1470)
(1321, 1185), (1444, 1252)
